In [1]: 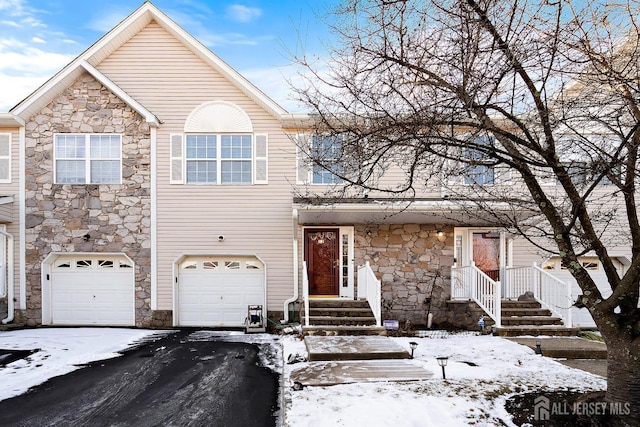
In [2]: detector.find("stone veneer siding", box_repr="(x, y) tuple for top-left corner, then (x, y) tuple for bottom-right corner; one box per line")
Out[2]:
(354, 224), (456, 327)
(23, 73), (154, 327)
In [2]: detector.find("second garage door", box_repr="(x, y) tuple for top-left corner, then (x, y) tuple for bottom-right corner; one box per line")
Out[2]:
(177, 256), (266, 327)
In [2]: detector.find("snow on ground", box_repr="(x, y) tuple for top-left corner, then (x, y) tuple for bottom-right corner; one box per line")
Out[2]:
(282, 332), (607, 427)
(0, 327), (165, 401)
(0, 328), (607, 427)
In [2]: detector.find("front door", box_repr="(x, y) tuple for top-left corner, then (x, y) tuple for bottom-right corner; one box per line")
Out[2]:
(304, 228), (340, 296)
(472, 232), (501, 281)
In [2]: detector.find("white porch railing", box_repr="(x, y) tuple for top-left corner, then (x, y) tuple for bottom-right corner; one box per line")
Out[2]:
(451, 262), (501, 327)
(357, 261), (382, 327)
(505, 263), (572, 327)
(302, 261), (310, 327)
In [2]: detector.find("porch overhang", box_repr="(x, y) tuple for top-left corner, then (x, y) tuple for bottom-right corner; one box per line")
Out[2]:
(0, 196), (14, 223)
(293, 197), (530, 225)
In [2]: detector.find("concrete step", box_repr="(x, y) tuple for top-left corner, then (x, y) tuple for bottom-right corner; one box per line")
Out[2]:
(501, 316), (564, 326)
(501, 300), (543, 309)
(307, 316), (377, 326)
(304, 335), (409, 361)
(507, 337), (607, 359)
(290, 360), (433, 386)
(308, 299), (371, 309)
(307, 307), (373, 317)
(494, 326), (580, 337)
(502, 308), (553, 317)
(303, 325), (387, 337)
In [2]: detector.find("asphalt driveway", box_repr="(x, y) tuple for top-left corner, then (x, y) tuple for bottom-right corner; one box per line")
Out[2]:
(0, 330), (281, 427)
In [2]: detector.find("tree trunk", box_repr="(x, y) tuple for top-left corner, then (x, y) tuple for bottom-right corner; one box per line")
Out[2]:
(604, 333), (640, 426)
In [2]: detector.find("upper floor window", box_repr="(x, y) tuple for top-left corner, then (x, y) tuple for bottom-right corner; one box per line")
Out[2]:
(54, 134), (121, 184)
(185, 134), (253, 184)
(464, 135), (495, 185)
(311, 135), (343, 185)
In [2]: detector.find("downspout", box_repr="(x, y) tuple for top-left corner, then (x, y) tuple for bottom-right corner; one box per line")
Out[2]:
(1, 230), (15, 324)
(282, 209), (299, 323)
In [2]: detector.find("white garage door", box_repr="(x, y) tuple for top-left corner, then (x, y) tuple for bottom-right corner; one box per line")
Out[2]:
(177, 256), (265, 327)
(51, 255), (135, 326)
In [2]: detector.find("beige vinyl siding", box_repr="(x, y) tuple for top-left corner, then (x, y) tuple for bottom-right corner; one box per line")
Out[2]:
(0, 127), (21, 308)
(97, 23), (297, 312)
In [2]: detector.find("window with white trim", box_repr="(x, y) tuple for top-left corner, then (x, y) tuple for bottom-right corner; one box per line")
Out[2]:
(463, 135), (495, 185)
(0, 133), (10, 183)
(54, 134), (121, 184)
(176, 133), (267, 185)
(296, 134), (344, 185)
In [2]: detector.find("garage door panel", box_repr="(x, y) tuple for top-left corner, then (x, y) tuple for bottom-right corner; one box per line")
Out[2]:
(50, 255), (134, 326)
(178, 257), (265, 327)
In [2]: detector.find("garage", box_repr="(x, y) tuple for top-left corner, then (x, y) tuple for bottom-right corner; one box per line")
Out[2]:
(176, 256), (266, 327)
(48, 254), (135, 326)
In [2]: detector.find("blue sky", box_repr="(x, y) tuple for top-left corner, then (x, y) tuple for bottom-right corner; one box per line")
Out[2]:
(0, 0), (339, 112)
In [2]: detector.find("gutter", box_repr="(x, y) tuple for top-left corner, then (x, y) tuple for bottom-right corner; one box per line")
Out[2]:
(1, 229), (15, 324)
(282, 209), (299, 323)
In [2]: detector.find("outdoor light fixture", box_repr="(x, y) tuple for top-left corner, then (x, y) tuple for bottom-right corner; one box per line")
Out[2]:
(535, 339), (543, 355)
(436, 356), (449, 379)
(436, 230), (444, 237)
(409, 341), (418, 359)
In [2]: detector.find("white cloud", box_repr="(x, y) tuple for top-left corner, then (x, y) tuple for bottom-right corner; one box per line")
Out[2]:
(0, 39), (75, 111)
(1, 20), (20, 28)
(0, 0), (25, 14)
(225, 4), (262, 23)
(31, 36), (45, 44)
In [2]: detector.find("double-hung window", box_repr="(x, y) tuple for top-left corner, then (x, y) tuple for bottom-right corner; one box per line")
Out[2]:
(311, 134), (343, 184)
(185, 134), (253, 184)
(464, 135), (495, 185)
(54, 134), (121, 184)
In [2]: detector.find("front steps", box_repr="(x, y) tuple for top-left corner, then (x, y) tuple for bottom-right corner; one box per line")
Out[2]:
(494, 300), (579, 337)
(302, 299), (386, 336)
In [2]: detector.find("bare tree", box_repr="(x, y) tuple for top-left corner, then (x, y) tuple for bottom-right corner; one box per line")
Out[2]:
(292, 0), (640, 421)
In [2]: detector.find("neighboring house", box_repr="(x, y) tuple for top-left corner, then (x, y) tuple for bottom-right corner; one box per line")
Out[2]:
(0, 2), (629, 333)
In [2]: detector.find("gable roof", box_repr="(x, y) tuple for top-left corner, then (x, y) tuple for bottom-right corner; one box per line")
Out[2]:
(10, 1), (288, 124)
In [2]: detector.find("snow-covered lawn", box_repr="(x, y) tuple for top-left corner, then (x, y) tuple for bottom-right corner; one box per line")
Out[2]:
(282, 332), (607, 427)
(0, 328), (607, 427)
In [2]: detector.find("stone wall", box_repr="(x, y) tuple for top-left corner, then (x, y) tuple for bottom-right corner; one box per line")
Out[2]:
(23, 73), (153, 327)
(354, 224), (455, 327)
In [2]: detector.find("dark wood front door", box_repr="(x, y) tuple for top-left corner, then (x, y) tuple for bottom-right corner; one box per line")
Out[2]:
(305, 228), (340, 296)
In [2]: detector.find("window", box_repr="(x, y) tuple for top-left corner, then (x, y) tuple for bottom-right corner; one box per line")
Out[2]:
(184, 134), (254, 184)
(54, 134), (121, 184)
(464, 135), (495, 185)
(311, 135), (343, 184)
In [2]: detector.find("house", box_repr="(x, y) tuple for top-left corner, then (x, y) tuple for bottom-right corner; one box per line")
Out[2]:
(0, 2), (630, 334)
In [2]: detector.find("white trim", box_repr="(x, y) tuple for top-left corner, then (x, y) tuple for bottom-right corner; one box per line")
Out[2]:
(79, 61), (160, 126)
(184, 101), (253, 133)
(150, 126), (157, 310)
(302, 226), (355, 299)
(19, 126), (25, 310)
(53, 133), (123, 184)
